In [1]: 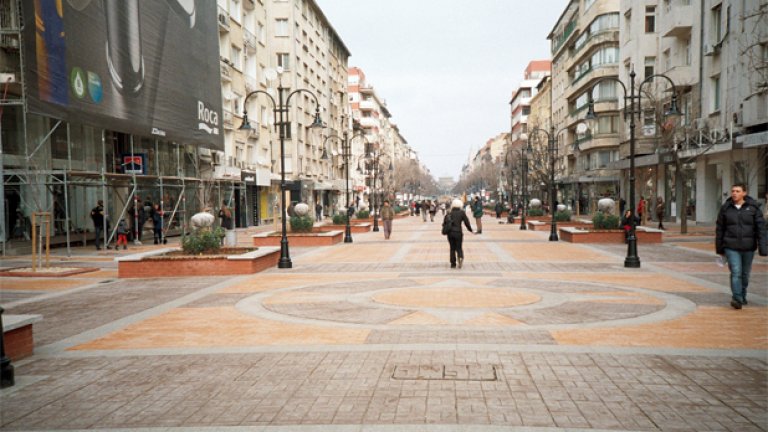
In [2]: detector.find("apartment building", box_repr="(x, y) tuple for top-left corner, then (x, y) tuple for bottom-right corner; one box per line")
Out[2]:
(618, 0), (766, 224)
(218, 0), (350, 224)
(508, 60), (552, 153)
(549, 0), (621, 214)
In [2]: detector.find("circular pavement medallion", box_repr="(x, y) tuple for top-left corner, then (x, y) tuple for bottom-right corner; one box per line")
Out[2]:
(373, 287), (540, 309)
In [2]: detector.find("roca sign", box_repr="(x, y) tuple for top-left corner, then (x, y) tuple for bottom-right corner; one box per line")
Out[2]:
(197, 101), (220, 135)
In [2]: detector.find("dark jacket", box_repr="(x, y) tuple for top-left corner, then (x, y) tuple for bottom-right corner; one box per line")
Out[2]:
(471, 200), (483, 218)
(716, 196), (767, 255)
(445, 208), (473, 236)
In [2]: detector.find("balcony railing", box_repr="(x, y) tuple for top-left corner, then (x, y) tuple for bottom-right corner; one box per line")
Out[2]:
(552, 19), (577, 54)
(243, 28), (258, 51)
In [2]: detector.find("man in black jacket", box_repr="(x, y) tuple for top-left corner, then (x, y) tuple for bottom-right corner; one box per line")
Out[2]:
(444, 199), (473, 269)
(716, 183), (767, 309)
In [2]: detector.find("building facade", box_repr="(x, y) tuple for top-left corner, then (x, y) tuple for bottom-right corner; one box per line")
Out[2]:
(618, 0), (766, 224)
(549, 0), (621, 214)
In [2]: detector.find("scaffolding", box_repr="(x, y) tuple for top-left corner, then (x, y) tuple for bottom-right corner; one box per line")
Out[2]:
(0, 0), (240, 256)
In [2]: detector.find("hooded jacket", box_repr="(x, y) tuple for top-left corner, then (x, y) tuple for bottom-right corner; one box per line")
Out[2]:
(445, 207), (473, 236)
(715, 195), (767, 255)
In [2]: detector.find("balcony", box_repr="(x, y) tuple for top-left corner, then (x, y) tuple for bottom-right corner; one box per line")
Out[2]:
(577, 134), (620, 153)
(662, 6), (693, 38)
(245, 75), (257, 93)
(243, 29), (257, 52)
(618, 137), (656, 158)
(359, 100), (376, 111)
(566, 65), (619, 100)
(220, 58), (232, 81)
(358, 117), (379, 128)
(552, 19), (577, 55)
(662, 65), (694, 87)
(223, 109), (234, 129)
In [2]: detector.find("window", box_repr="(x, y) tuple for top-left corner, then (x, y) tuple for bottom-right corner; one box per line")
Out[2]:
(230, 45), (242, 70)
(275, 18), (289, 37)
(592, 47), (619, 67)
(684, 38), (692, 65)
(595, 81), (617, 100)
(597, 115), (619, 134)
(257, 22), (265, 44)
(276, 52), (290, 70)
(522, 106), (531, 116)
(591, 13), (619, 33)
(624, 10), (632, 42)
(645, 6), (656, 33)
(229, 0), (241, 22)
(644, 56), (655, 80)
(712, 4), (722, 42)
(712, 76), (720, 111)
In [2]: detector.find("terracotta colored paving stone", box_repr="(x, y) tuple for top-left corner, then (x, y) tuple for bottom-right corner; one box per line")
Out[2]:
(70, 306), (370, 350)
(668, 241), (715, 253)
(373, 287), (541, 309)
(300, 243), (400, 264)
(388, 311), (449, 326)
(511, 272), (714, 293)
(77, 269), (118, 278)
(656, 260), (768, 273)
(404, 243), (497, 263)
(575, 290), (665, 305)
(551, 306), (768, 349)
(501, 243), (615, 263)
(0, 277), (91, 291)
(218, 273), (388, 294)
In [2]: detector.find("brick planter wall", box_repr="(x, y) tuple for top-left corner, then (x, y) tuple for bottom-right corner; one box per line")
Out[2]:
(117, 247), (280, 278)
(324, 224), (371, 233)
(559, 228), (663, 244)
(252, 230), (343, 247)
(527, 221), (592, 231)
(3, 315), (42, 361)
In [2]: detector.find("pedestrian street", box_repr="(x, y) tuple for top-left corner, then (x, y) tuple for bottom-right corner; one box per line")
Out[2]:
(1, 214), (766, 431)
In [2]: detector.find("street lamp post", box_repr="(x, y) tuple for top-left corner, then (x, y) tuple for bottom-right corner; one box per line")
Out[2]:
(519, 140), (532, 230)
(585, 69), (680, 268)
(529, 127), (561, 241)
(359, 148), (392, 233)
(239, 76), (324, 269)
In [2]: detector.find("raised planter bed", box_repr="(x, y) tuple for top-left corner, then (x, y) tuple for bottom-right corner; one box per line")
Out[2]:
(252, 230), (343, 247)
(527, 220), (592, 231)
(116, 247), (280, 278)
(559, 227), (663, 244)
(3, 314), (43, 360)
(324, 223), (371, 234)
(0, 267), (99, 277)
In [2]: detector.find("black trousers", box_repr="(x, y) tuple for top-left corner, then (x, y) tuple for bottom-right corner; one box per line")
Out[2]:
(448, 233), (464, 265)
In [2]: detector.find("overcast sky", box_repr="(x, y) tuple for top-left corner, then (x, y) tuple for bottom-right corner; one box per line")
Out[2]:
(316, 0), (567, 180)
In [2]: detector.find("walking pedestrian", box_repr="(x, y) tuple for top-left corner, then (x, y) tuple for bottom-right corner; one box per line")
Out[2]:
(494, 201), (503, 219)
(315, 202), (323, 221)
(471, 196), (484, 234)
(429, 200), (437, 222)
(152, 204), (164, 245)
(421, 200), (428, 222)
(380, 199), (395, 240)
(716, 183), (767, 309)
(116, 218), (129, 250)
(637, 196), (647, 226)
(655, 197), (666, 230)
(443, 198), (473, 268)
(440, 202), (446, 215)
(90, 200), (109, 250)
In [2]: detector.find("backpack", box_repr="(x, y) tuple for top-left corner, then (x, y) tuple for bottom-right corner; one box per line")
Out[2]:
(441, 213), (452, 235)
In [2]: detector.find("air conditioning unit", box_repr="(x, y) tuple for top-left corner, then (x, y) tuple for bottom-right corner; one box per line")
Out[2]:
(212, 152), (222, 165)
(218, 12), (229, 27)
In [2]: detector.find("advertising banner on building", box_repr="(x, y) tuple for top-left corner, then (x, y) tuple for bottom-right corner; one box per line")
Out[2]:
(22, 0), (223, 149)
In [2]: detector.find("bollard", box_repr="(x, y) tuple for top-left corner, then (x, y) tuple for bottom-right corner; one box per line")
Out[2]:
(0, 307), (15, 388)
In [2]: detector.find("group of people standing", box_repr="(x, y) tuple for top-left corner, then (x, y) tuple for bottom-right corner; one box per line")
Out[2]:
(90, 196), (165, 250)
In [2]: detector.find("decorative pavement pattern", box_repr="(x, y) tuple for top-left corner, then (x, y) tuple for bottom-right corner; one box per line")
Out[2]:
(0, 214), (766, 431)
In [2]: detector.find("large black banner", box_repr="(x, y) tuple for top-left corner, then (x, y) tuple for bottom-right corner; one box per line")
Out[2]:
(22, 0), (223, 149)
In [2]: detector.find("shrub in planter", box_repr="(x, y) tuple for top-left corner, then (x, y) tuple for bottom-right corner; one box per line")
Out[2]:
(356, 210), (370, 219)
(182, 227), (225, 255)
(527, 208), (545, 217)
(593, 212), (620, 230)
(554, 210), (572, 222)
(332, 214), (348, 225)
(290, 215), (314, 233)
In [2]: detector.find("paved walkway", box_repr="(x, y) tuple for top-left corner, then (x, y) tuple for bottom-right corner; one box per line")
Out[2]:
(1, 213), (766, 431)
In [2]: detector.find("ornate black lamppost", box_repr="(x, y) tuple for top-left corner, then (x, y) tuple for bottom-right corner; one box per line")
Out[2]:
(358, 149), (392, 232)
(585, 69), (680, 268)
(322, 132), (369, 243)
(519, 139), (532, 230)
(240, 74), (324, 269)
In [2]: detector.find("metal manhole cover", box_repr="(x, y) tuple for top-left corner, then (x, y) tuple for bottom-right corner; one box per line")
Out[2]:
(392, 364), (498, 381)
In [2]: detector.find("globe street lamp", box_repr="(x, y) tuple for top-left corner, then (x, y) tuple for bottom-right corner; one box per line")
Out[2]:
(585, 69), (681, 268)
(240, 73), (324, 269)
(322, 132), (369, 243)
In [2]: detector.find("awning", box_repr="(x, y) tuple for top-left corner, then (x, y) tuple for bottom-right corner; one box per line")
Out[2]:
(314, 181), (334, 190)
